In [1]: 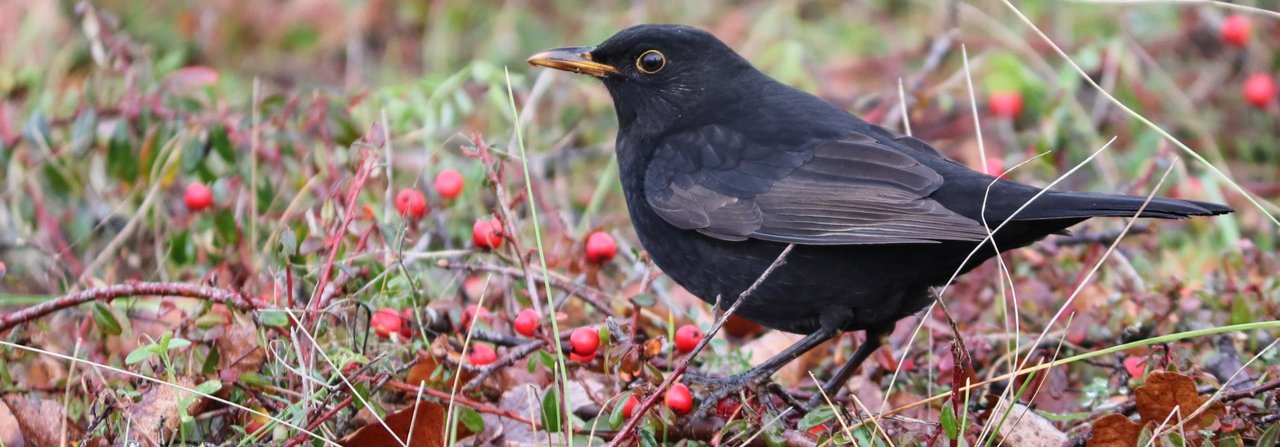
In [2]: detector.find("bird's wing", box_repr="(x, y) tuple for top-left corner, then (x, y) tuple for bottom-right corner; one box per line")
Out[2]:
(644, 125), (991, 244)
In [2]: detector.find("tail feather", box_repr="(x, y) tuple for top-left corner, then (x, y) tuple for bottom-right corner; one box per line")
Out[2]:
(1014, 191), (1233, 221)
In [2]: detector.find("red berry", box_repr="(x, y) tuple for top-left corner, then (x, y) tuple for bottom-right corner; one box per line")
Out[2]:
(394, 188), (428, 219)
(569, 351), (596, 362)
(808, 423), (830, 435)
(716, 398), (742, 420)
(984, 158), (1005, 177)
(988, 91), (1024, 119)
(673, 324), (702, 353)
(584, 231), (618, 263)
(184, 182), (213, 211)
(399, 309), (414, 338)
(513, 309), (539, 337)
(434, 169), (464, 200)
(664, 383), (693, 415)
(1243, 73), (1276, 108)
(469, 344), (498, 366)
(622, 394), (640, 419)
(371, 308), (403, 339)
(462, 276), (486, 300)
(1220, 15), (1251, 48)
(461, 305), (489, 331)
(570, 327), (600, 357)
(472, 217), (504, 250)
(1123, 355), (1147, 377)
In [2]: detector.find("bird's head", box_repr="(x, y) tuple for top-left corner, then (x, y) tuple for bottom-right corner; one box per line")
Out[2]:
(527, 24), (755, 134)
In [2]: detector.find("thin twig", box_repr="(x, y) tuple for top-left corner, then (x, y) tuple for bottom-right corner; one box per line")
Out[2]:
(606, 244), (795, 446)
(0, 282), (255, 333)
(436, 260), (617, 318)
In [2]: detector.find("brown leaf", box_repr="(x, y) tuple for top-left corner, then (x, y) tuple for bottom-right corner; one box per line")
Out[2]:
(0, 399), (23, 447)
(1133, 371), (1224, 428)
(2, 394), (82, 447)
(1088, 414), (1142, 447)
(126, 377), (202, 447)
(406, 349), (474, 391)
(990, 400), (1067, 447)
(341, 401), (447, 447)
(217, 320), (264, 377)
(742, 331), (837, 386)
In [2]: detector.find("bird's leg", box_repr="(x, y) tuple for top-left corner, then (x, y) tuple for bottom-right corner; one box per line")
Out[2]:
(801, 328), (888, 412)
(689, 326), (838, 418)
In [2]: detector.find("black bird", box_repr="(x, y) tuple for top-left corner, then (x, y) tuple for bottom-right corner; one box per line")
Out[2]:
(528, 24), (1231, 413)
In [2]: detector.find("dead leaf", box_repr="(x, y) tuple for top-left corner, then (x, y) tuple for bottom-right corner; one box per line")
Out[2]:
(341, 401), (447, 447)
(1088, 414), (1142, 447)
(2, 394), (81, 447)
(0, 399), (23, 447)
(1133, 371), (1224, 429)
(216, 320), (264, 377)
(125, 377), (202, 447)
(742, 331), (837, 386)
(494, 385), (551, 445)
(407, 349), (475, 391)
(990, 399), (1067, 447)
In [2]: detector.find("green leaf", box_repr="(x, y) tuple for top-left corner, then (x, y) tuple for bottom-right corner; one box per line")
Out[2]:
(125, 345), (157, 365)
(209, 124), (234, 163)
(181, 133), (207, 173)
(540, 387), (562, 433)
(166, 338), (192, 351)
(167, 230), (195, 265)
(107, 123), (138, 182)
(42, 163), (71, 195)
(194, 313), (226, 329)
(608, 392), (631, 429)
(798, 405), (835, 431)
(631, 294), (656, 307)
(279, 228), (297, 257)
(22, 111), (51, 147)
(1257, 422), (1280, 447)
(238, 372), (271, 388)
(637, 426), (658, 447)
(259, 310), (290, 328)
(458, 407), (484, 433)
(213, 209), (239, 245)
(201, 346), (220, 375)
(181, 380), (223, 419)
(69, 110), (97, 155)
(940, 403), (959, 440)
(92, 302), (122, 336)
(256, 180), (274, 213)
(1230, 294), (1252, 325)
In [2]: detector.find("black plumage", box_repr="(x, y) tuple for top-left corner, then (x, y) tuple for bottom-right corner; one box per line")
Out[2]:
(529, 24), (1231, 413)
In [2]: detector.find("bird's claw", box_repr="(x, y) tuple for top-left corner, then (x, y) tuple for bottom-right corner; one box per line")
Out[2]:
(687, 371), (766, 420)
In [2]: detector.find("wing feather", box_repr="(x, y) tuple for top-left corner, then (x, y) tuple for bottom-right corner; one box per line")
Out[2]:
(645, 126), (989, 245)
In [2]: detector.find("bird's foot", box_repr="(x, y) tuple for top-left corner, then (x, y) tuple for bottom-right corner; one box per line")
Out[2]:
(686, 370), (768, 420)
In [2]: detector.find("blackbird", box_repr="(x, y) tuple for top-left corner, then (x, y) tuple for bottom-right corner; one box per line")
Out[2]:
(528, 24), (1232, 413)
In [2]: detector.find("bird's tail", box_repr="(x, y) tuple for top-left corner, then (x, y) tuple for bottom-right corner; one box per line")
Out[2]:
(1014, 191), (1233, 220)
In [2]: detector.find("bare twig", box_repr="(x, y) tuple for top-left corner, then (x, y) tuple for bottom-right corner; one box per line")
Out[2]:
(0, 282), (255, 333)
(436, 260), (618, 318)
(606, 244), (795, 446)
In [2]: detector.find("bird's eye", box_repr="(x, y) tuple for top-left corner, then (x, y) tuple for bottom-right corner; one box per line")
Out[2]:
(636, 50), (666, 74)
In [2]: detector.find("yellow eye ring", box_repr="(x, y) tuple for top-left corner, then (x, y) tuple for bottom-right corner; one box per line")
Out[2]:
(636, 50), (666, 74)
